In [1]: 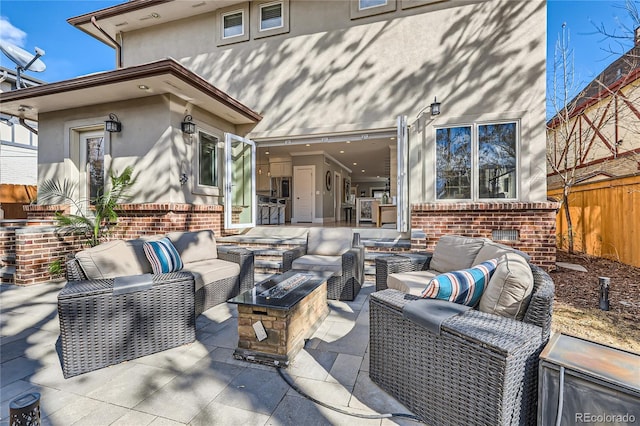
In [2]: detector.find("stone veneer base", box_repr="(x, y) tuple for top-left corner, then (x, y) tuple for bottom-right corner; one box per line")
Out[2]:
(234, 282), (329, 367)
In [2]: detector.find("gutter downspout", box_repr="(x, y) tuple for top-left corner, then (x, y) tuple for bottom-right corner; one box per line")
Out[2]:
(18, 118), (38, 135)
(91, 16), (122, 68)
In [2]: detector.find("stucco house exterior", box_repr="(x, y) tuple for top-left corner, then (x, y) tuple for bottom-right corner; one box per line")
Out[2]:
(547, 30), (640, 266)
(0, 0), (557, 284)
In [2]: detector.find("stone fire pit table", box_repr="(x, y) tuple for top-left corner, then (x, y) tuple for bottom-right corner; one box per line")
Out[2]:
(228, 270), (333, 367)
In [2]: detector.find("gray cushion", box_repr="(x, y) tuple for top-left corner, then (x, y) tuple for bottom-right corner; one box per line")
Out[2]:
(474, 241), (531, 264)
(387, 270), (439, 296)
(291, 255), (343, 276)
(167, 230), (217, 263)
(478, 253), (534, 320)
(306, 227), (353, 256)
(430, 235), (486, 273)
(183, 259), (239, 291)
(75, 240), (151, 279)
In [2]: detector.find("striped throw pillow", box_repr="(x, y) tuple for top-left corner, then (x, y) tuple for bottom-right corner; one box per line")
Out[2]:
(421, 259), (499, 306)
(143, 238), (183, 274)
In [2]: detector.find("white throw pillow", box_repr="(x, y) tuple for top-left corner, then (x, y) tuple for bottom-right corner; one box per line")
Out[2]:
(478, 253), (534, 320)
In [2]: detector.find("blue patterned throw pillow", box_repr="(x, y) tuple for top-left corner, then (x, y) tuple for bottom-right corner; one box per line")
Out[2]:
(421, 259), (499, 306)
(143, 237), (183, 274)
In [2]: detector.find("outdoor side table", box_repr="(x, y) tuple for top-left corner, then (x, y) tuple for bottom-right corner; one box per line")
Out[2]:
(57, 272), (196, 378)
(538, 333), (640, 425)
(375, 252), (431, 291)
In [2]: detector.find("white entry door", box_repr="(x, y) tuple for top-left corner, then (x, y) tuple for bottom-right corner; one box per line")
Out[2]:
(293, 165), (314, 222)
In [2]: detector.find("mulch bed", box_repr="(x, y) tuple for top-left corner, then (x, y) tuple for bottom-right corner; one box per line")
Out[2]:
(549, 250), (640, 353)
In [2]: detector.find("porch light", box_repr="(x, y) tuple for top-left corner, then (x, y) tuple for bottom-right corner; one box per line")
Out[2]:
(181, 115), (196, 135)
(105, 113), (122, 133)
(430, 97), (441, 116)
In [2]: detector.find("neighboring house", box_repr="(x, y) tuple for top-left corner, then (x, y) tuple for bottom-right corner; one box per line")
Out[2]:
(0, 67), (41, 218)
(547, 29), (640, 266)
(0, 0), (557, 284)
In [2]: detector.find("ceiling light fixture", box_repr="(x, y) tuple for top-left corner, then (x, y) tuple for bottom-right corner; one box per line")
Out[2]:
(138, 84), (149, 90)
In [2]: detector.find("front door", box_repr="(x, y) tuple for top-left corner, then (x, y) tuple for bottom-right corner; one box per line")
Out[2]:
(293, 165), (314, 222)
(224, 133), (256, 229)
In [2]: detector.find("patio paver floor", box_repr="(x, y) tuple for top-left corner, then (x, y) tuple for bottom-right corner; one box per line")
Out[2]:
(0, 281), (421, 425)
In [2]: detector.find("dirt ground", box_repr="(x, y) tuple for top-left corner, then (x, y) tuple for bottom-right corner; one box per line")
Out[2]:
(550, 250), (640, 353)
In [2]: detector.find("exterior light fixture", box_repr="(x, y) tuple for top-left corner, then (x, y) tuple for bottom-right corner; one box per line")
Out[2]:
(105, 113), (122, 133)
(430, 97), (441, 116)
(181, 115), (196, 134)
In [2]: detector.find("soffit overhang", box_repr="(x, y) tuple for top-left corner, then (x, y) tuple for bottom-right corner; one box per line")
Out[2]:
(0, 58), (262, 125)
(67, 0), (236, 47)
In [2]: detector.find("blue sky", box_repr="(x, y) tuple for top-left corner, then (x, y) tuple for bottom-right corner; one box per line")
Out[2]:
(1, 1), (638, 109)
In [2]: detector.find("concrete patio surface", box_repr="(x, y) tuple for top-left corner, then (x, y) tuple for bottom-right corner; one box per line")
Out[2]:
(0, 280), (422, 425)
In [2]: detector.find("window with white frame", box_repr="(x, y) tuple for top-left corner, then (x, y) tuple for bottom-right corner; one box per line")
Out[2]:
(260, 2), (283, 31)
(198, 132), (220, 187)
(222, 10), (244, 39)
(435, 121), (518, 201)
(359, 0), (387, 10)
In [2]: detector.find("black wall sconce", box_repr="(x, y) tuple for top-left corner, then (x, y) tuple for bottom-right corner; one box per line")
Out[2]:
(105, 113), (122, 133)
(181, 115), (196, 135)
(430, 97), (441, 116)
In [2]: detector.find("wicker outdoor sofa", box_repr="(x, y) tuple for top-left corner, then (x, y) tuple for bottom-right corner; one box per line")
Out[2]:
(370, 236), (555, 425)
(58, 230), (254, 378)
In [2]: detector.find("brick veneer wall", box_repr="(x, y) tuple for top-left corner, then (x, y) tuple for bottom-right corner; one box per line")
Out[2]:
(13, 226), (85, 286)
(10, 203), (234, 285)
(411, 202), (559, 271)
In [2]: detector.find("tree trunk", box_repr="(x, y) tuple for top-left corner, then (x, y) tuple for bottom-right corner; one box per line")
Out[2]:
(563, 190), (574, 254)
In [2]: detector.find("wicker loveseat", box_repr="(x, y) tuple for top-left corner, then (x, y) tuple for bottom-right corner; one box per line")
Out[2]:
(282, 227), (364, 301)
(370, 235), (555, 425)
(58, 230), (254, 378)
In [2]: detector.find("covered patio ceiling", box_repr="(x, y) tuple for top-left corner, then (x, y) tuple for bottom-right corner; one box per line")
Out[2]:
(0, 58), (261, 125)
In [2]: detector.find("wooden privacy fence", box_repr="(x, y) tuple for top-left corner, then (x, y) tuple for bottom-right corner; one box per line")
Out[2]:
(0, 184), (37, 219)
(548, 175), (640, 267)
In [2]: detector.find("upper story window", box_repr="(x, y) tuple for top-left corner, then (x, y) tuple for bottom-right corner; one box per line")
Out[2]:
(435, 122), (518, 201)
(222, 10), (244, 39)
(253, 0), (289, 39)
(216, 3), (250, 46)
(260, 2), (283, 31)
(350, 0), (396, 19)
(359, 0), (387, 10)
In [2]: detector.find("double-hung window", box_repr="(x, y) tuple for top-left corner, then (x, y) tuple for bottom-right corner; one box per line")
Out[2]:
(359, 0), (387, 10)
(222, 10), (244, 39)
(435, 121), (518, 201)
(259, 2), (283, 31)
(217, 4), (249, 46)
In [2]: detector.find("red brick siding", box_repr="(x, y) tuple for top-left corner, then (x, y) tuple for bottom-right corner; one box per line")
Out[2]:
(13, 227), (85, 286)
(411, 202), (559, 270)
(12, 203), (232, 285)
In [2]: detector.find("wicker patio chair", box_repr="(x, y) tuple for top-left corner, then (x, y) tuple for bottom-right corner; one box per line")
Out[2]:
(369, 263), (555, 425)
(58, 271), (196, 378)
(282, 228), (364, 301)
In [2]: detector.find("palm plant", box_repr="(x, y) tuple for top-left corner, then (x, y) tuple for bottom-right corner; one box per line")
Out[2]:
(39, 167), (136, 275)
